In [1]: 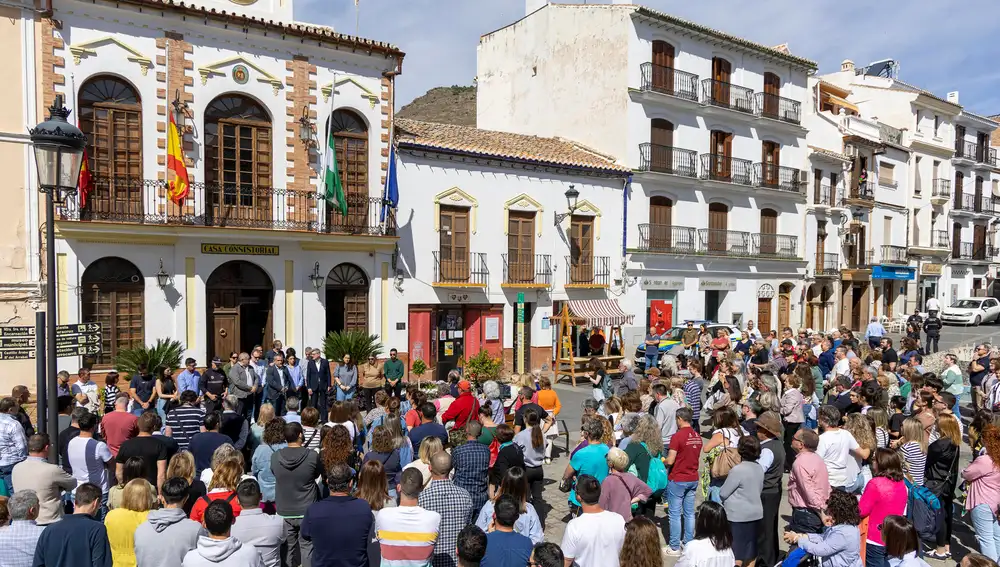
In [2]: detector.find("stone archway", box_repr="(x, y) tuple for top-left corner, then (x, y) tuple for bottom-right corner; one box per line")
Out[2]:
(206, 261), (273, 358)
(757, 283), (775, 331)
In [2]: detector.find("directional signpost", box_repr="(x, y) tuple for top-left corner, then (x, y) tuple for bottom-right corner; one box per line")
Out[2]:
(0, 323), (102, 360)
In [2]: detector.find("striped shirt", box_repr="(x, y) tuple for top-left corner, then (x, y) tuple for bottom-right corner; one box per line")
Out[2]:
(375, 505), (441, 567)
(899, 441), (927, 486)
(165, 404), (205, 450)
(0, 520), (46, 567)
(0, 414), (27, 466)
(683, 379), (703, 424)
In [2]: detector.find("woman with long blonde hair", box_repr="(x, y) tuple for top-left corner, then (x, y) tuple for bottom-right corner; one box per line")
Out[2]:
(897, 416), (928, 486)
(402, 436), (443, 487)
(166, 451), (206, 515)
(104, 479), (155, 567)
(250, 402), (276, 451)
(844, 413), (877, 489)
(189, 459), (243, 522)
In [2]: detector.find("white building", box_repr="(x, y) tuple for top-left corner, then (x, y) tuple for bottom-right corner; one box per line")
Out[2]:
(39, 0), (404, 370)
(391, 118), (630, 380)
(476, 1), (815, 337)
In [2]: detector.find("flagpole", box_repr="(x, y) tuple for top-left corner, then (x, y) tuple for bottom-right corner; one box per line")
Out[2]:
(355, 0), (359, 36)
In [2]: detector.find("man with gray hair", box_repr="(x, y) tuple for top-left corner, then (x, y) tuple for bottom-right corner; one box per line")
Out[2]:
(220, 394), (249, 450)
(419, 451), (473, 567)
(228, 352), (256, 421)
(0, 489), (45, 566)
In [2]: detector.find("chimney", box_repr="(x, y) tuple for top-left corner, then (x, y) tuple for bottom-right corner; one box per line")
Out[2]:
(526, 0), (546, 15)
(947, 91), (959, 104)
(841, 59), (855, 72)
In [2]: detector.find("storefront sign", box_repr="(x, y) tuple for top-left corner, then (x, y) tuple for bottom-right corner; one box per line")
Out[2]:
(201, 243), (279, 256)
(640, 277), (686, 290)
(921, 263), (943, 276)
(698, 279), (737, 291)
(872, 266), (915, 281)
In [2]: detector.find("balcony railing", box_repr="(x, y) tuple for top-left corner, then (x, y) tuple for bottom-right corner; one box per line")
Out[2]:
(698, 229), (751, 257)
(931, 178), (951, 200)
(837, 181), (875, 205)
(700, 154), (753, 185)
(433, 252), (489, 286)
(815, 253), (839, 276)
(956, 140), (978, 160)
(638, 143), (698, 177)
(502, 253), (552, 286)
(813, 182), (837, 207)
(954, 242), (993, 261)
(701, 79), (755, 114)
(953, 194), (996, 214)
(565, 255), (610, 286)
(637, 224), (698, 254)
(879, 122), (903, 145)
(846, 249), (874, 270)
(62, 177), (396, 236)
(880, 245), (908, 265)
(639, 62), (699, 102)
(752, 233), (799, 259)
(754, 163), (802, 193)
(755, 92), (801, 125)
(928, 229), (950, 249)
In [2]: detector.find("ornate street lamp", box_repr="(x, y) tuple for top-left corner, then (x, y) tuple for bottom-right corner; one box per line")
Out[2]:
(554, 185), (581, 225)
(29, 94), (86, 458)
(156, 259), (171, 289)
(309, 262), (325, 290)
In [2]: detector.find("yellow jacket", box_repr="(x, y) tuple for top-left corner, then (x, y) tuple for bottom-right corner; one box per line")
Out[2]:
(105, 508), (149, 567)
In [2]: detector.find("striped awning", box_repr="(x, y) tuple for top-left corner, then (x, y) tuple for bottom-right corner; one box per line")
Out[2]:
(566, 299), (634, 327)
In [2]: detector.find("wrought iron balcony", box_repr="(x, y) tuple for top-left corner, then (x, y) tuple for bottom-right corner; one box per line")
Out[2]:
(929, 230), (950, 249)
(700, 79), (755, 114)
(637, 224), (698, 254)
(700, 154), (753, 185)
(638, 143), (698, 177)
(952, 194), (996, 214)
(813, 182), (837, 207)
(931, 178), (951, 200)
(837, 181), (875, 206)
(698, 229), (752, 257)
(815, 253), (839, 276)
(846, 249), (874, 270)
(433, 252), (489, 286)
(565, 255), (610, 286)
(880, 245), (908, 265)
(954, 242), (993, 261)
(639, 62), (699, 102)
(755, 92), (801, 125)
(61, 177), (397, 236)
(955, 140), (979, 161)
(754, 163), (802, 193)
(752, 233), (799, 259)
(502, 253), (552, 287)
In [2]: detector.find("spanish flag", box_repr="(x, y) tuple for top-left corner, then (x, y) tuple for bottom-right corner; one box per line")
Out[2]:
(167, 113), (189, 205)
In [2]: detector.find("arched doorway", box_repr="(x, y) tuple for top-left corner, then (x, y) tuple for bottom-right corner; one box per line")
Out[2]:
(325, 263), (369, 334)
(326, 109), (370, 232)
(206, 261), (273, 359)
(757, 284), (775, 331)
(82, 257), (144, 366)
(778, 283), (794, 331)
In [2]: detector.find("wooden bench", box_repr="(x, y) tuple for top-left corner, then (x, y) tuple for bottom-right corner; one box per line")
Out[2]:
(554, 355), (624, 387)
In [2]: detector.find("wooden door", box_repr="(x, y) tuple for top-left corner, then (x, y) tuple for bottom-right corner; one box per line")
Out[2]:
(710, 130), (733, 181)
(570, 216), (594, 282)
(953, 223), (962, 258)
(213, 310), (239, 361)
(763, 72), (780, 117)
(650, 119), (674, 172)
(979, 133), (990, 161)
(213, 120), (272, 225)
(712, 57), (731, 106)
(439, 206), (470, 281)
(778, 292), (791, 330)
(85, 105), (144, 217)
(708, 203), (728, 252)
(757, 298), (772, 330)
(507, 211), (535, 283)
(651, 40), (675, 92)
(762, 141), (780, 186)
(649, 197), (672, 249)
(975, 177), (984, 212)
(760, 209), (778, 254)
(955, 172), (964, 208)
(974, 225), (987, 260)
(956, 125), (966, 154)
(857, 227), (867, 266)
(343, 292), (368, 331)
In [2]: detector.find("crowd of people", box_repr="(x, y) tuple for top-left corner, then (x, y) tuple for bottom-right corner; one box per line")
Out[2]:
(0, 324), (997, 567)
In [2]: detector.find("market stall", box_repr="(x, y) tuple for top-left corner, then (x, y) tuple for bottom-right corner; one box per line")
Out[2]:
(551, 299), (633, 386)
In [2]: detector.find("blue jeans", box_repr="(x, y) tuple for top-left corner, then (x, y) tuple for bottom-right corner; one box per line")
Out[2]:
(645, 353), (659, 370)
(972, 504), (1000, 561)
(866, 543), (885, 567)
(667, 480), (697, 549)
(336, 387), (355, 402)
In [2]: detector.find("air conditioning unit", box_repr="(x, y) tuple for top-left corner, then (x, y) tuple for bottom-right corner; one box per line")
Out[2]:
(844, 145), (857, 158)
(798, 170), (811, 185)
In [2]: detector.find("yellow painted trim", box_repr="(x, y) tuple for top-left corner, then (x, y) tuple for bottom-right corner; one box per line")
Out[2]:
(500, 283), (549, 289)
(564, 283), (610, 290)
(431, 282), (487, 288)
(284, 260), (294, 347)
(380, 262), (389, 342)
(434, 186), (479, 234)
(69, 36), (153, 75)
(573, 199), (602, 240)
(185, 258), (195, 348)
(298, 238), (397, 252)
(320, 77), (380, 108)
(503, 193), (545, 237)
(56, 254), (68, 325)
(198, 55), (284, 94)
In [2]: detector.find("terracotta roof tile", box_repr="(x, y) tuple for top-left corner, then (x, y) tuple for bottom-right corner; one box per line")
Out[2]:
(808, 146), (850, 162)
(394, 118), (628, 173)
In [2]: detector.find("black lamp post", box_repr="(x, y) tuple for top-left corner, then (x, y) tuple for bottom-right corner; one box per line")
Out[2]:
(553, 185), (580, 225)
(29, 94), (86, 461)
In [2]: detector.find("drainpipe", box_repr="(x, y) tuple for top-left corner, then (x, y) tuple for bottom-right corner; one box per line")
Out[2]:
(621, 174), (631, 257)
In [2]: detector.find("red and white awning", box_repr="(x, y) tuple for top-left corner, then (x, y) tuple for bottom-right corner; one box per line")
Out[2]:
(567, 299), (634, 327)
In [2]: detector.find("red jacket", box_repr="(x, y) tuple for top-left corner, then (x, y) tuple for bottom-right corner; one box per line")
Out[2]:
(441, 391), (480, 430)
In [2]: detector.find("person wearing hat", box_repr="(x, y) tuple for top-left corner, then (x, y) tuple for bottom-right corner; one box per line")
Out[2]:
(441, 379), (480, 431)
(201, 357), (229, 416)
(755, 411), (785, 567)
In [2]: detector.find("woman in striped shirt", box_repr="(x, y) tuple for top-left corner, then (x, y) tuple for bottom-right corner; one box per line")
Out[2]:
(897, 417), (928, 486)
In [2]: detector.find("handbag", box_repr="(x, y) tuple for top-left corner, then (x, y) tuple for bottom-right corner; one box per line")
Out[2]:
(710, 446), (742, 478)
(558, 477), (574, 493)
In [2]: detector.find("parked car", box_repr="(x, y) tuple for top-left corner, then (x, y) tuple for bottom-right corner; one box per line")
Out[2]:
(940, 297), (1000, 326)
(633, 321), (741, 371)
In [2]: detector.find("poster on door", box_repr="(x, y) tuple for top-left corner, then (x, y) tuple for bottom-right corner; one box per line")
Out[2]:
(649, 300), (672, 335)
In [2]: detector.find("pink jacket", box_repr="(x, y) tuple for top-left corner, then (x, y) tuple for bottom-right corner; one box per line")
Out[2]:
(962, 454), (1000, 514)
(858, 476), (907, 546)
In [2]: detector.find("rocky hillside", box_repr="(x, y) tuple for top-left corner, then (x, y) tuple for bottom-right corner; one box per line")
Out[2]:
(397, 85), (476, 127)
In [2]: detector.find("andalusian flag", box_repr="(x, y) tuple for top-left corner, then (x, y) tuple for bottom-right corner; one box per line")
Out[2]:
(322, 85), (347, 216)
(167, 112), (190, 204)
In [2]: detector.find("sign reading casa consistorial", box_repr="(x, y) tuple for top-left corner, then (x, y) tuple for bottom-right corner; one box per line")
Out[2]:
(201, 243), (279, 256)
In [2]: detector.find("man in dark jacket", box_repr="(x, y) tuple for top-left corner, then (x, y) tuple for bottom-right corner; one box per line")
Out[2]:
(32, 482), (111, 567)
(923, 312), (943, 354)
(264, 354), (294, 416)
(305, 349), (331, 422)
(200, 358), (229, 416)
(271, 422), (321, 567)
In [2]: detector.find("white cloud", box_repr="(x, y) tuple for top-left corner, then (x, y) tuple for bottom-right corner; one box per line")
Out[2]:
(297, 0), (1000, 115)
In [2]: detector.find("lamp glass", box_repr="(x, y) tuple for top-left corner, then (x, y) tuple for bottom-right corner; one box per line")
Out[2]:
(299, 120), (310, 142)
(33, 144), (59, 188)
(565, 187), (580, 212)
(157, 270), (170, 288)
(58, 146), (84, 194)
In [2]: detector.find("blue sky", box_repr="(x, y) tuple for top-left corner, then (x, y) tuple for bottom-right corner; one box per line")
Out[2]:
(301, 0), (1000, 116)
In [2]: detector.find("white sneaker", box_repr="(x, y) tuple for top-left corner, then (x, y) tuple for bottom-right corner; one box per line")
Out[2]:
(664, 546), (682, 556)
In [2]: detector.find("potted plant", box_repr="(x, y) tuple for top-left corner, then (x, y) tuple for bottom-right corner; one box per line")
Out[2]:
(322, 330), (383, 365)
(113, 338), (184, 377)
(463, 350), (504, 385)
(411, 358), (427, 389)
